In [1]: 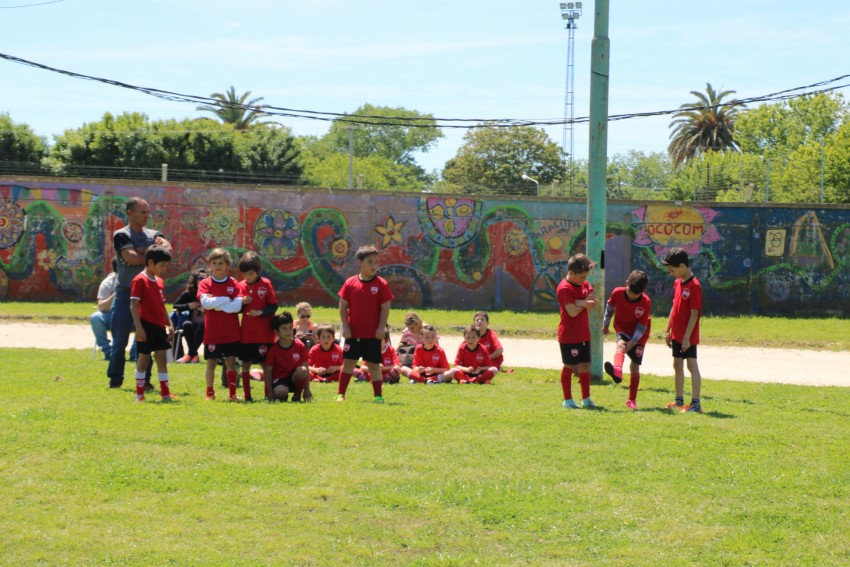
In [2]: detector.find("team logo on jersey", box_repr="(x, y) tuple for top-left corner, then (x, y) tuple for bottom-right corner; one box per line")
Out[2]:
(293, 353), (301, 361)
(257, 287), (267, 298)
(571, 349), (579, 357)
(209, 344), (216, 352)
(635, 307), (645, 318)
(432, 354), (440, 363)
(259, 345), (268, 356)
(332, 353), (340, 362)
(343, 343), (350, 352)
(682, 289), (691, 299)
(371, 285), (379, 295)
(227, 286), (235, 294)
(476, 354), (485, 364)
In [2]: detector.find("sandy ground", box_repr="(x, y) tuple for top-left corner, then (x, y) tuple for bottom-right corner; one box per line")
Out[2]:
(2, 322), (847, 387)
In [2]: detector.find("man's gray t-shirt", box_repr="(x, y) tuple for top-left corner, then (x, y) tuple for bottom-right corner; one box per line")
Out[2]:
(113, 225), (165, 289)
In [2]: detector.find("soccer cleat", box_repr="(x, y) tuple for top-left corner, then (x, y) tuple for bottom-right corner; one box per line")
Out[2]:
(374, 396), (384, 403)
(604, 361), (622, 384)
(483, 379), (492, 385)
(291, 396), (302, 403)
(176, 354), (192, 364)
(409, 379), (416, 384)
(144, 383), (155, 393)
(562, 399), (580, 409)
(626, 399), (638, 410)
(134, 394), (145, 402)
(244, 396), (254, 403)
(665, 400), (684, 409)
(229, 395), (241, 403)
(335, 394), (345, 402)
(426, 379), (437, 384)
(581, 397), (597, 409)
(161, 394), (177, 402)
(190, 356), (200, 363)
(204, 393), (216, 401)
(682, 404), (703, 413)
(459, 379), (469, 384)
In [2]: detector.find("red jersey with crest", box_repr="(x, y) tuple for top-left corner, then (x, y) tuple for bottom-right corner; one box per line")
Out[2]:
(670, 275), (702, 345)
(237, 276), (277, 344)
(264, 339), (308, 380)
(197, 276), (241, 344)
(557, 278), (594, 344)
(607, 287), (652, 345)
(308, 342), (344, 370)
(338, 274), (394, 338)
(412, 344), (449, 370)
(381, 344), (400, 368)
(130, 272), (168, 326)
(454, 343), (493, 370)
(477, 328), (503, 367)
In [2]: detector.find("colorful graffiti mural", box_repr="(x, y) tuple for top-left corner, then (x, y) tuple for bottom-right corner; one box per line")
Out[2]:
(1, 179), (850, 316)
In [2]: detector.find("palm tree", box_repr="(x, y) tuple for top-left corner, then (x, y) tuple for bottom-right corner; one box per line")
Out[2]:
(668, 83), (742, 168)
(196, 86), (268, 130)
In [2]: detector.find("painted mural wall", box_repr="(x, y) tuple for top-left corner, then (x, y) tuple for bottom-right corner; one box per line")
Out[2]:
(1, 177), (849, 316)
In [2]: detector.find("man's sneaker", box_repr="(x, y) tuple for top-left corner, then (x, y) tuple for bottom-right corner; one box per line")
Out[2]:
(176, 354), (192, 363)
(562, 399), (580, 409)
(581, 397), (597, 409)
(604, 361), (622, 384)
(161, 394), (177, 402)
(335, 394), (345, 402)
(626, 399), (638, 410)
(144, 383), (155, 393)
(374, 396), (384, 404)
(665, 400), (684, 409)
(682, 404), (703, 413)
(134, 394), (145, 402)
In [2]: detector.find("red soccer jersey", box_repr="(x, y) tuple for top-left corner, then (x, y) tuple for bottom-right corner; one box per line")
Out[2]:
(477, 328), (503, 367)
(264, 339), (309, 380)
(413, 344), (449, 370)
(338, 274), (394, 339)
(607, 287), (652, 345)
(130, 272), (167, 326)
(557, 278), (594, 344)
(670, 275), (702, 344)
(237, 276), (277, 344)
(308, 342), (344, 370)
(197, 276), (241, 345)
(454, 343), (493, 370)
(381, 344), (400, 369)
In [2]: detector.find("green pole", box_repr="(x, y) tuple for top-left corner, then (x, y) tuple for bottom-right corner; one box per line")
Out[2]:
(587, 0), (610, 381)
(820, 145), (825, 204)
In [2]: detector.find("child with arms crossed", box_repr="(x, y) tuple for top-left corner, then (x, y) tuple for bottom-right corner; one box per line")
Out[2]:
(237, 251), (278, 402)
(557, 253), (598, 409)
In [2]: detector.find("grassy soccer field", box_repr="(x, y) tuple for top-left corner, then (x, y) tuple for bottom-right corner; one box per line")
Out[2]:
(1, 349), (848, 565)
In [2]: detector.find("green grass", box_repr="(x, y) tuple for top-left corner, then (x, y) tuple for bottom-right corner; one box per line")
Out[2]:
(1, 349), (849, 565)
(2, 302), (849, 350)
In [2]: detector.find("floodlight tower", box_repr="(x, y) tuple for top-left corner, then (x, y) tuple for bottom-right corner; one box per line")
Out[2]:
(560, 2), (582, 195)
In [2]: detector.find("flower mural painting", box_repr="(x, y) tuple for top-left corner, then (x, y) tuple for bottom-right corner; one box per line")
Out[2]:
(375, 215), (406, 248)
(0, 200), (25, 249)
(633, 205), (721, 256)
(418, 197), (483, 249)
(254, 209), (302, 260)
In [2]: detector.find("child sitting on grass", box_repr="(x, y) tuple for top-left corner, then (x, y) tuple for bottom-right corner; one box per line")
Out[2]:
(473, 311), (504, 370)
(449, 325), (497, 384)
(308, 324), (343, 382)
(401, 324), (451, 384)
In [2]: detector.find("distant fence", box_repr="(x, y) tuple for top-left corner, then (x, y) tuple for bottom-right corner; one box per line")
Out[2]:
(1, 175), (848, 316)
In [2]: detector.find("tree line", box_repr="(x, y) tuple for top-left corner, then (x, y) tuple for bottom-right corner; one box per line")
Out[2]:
(1, 85), (849, 203)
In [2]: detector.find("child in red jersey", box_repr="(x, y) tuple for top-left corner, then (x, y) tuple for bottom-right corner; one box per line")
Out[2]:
(337, 245), (394, 403)
(308, 324), (343, 382)
(129, 246), (175, 402)
(402, 324), (451, 384)
(662, 247), (703, 413)
(197, 248), (242, 401)
(263, 312), (310, 402)
(556, 253), (598, 409)
(450, 325), (497, 385)
(378, 330), (401, 383)
(473, 311), (504, 370)
(236, 251), (278, 402)
(602, 270), (651, 410)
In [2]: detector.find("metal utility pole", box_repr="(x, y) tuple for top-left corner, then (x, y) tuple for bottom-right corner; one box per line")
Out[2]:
(586, 0), (610, 381)
(559, 2), (582, 196)
(347, 126), (354, 189)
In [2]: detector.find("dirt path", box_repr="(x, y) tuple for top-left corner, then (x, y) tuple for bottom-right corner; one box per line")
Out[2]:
(2, 322), (846, 387)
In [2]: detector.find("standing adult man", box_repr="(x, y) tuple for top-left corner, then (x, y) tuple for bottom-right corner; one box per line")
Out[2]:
(107, 197), (172, 388)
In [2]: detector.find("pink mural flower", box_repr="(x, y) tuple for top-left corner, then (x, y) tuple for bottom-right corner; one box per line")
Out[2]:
(0, 201), (25, 249)
(632, 205), (722, 256)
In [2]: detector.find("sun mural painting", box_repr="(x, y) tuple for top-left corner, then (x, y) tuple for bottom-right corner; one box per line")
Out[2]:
(418, 197), (483, 249)
(632, 205), (722, 256)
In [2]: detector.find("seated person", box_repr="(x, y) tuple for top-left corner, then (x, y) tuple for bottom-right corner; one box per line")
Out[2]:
(90, 259), (118, 360)
(173, 268), (208, 363)
(308, 324), (343, 382)
(474, 310), (504, 370)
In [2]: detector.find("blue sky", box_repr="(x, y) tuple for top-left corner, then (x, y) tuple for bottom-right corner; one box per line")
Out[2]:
(2, 0), (849, 174)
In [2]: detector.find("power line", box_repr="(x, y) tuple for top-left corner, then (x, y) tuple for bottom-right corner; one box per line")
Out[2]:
(0, 0), (65, 8)
(1, 51), (849, 129)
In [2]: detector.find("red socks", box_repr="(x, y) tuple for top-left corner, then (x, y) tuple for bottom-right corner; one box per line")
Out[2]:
(629, 372), (640, 401)
(579, 372), (591, 400)
(560, 367), (573, 400)
(613, 352), (625, 378)
(371, 379), (383, 397)
(338, 372), (352, 395)
(241, 372), (252, 399)
(226, 370), (238, 397)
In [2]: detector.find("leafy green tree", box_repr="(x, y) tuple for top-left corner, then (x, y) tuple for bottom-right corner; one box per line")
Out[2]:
(607, 150), (672, 198)
(236, 124), (303, 179)
(300, 151), (425, 192)
(0, 113), (46, 162)
(196, 86), (268, 130)
(668, 83), (742, 168)
(441, 125), (564, 194)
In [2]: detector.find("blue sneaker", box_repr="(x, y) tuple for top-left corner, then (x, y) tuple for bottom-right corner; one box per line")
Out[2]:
(581, 397), (597, 409)
(562, 399), (579, 409)
(682, 404), (703, 413)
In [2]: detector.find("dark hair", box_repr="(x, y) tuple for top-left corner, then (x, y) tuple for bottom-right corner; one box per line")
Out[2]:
(314, 324), (335, 339)
(186, 268), (208, 291)
(273, 311), (294, 330)
(567, 253), (593, 274)
(473, 311), (489, 323)
(627, 270), (648, 294)
(125, 196), (145, 213)
(144, 245), (172, 265)
(110, 258), (118, 272)
(464, 324), (480, 337)
(355, 245), (379, 262)
(238, 251), (262, 274)
(662, 247), (690, 268)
